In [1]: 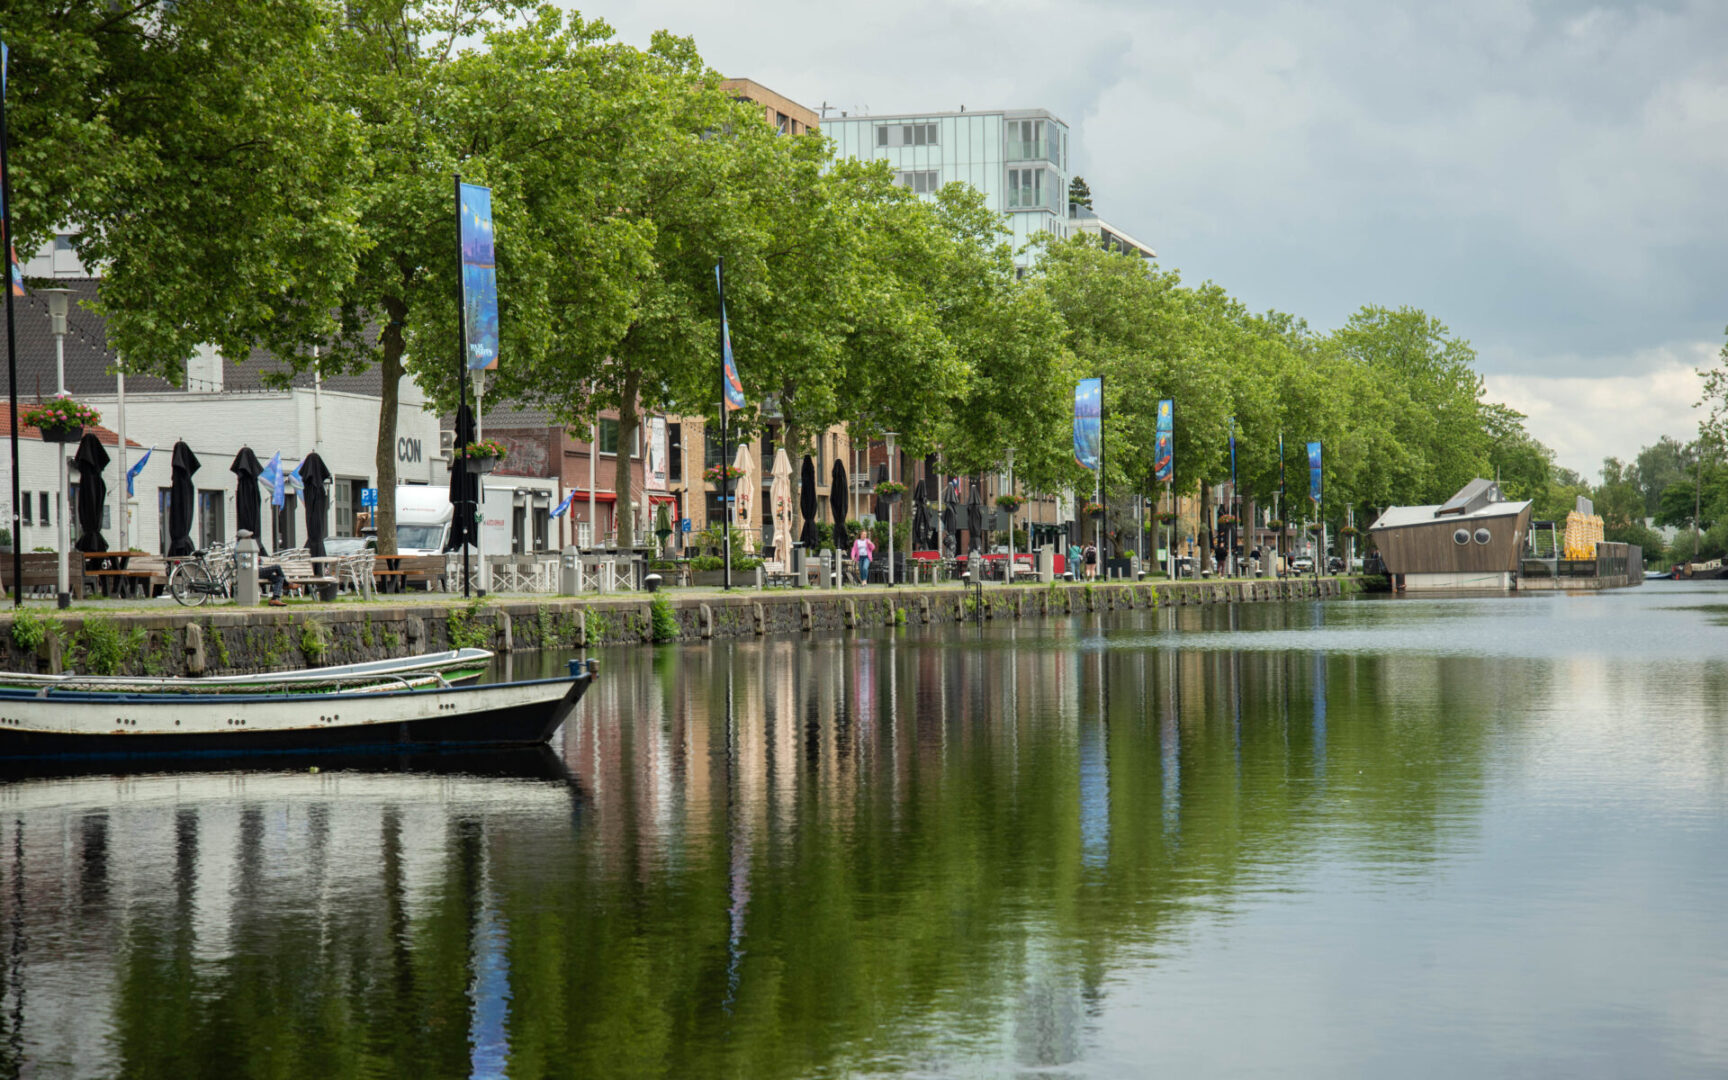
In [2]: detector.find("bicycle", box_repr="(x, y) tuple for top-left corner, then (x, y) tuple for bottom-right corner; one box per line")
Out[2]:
(168, 547), (234, 607)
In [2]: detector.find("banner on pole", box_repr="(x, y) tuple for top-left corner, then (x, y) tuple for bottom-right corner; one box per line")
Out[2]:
(1073, 378), (1101, 471)
(1, 43), (22, 298)
(716, 264), (744, 411)
(1228, 417), (1236, 487)
(646, 416), (668, 491)
(458, 182), (498, 371)
(1307, 441), (1322, 503)
(1154, 398), (1174, 482)
(1278, 433), (1285, 498)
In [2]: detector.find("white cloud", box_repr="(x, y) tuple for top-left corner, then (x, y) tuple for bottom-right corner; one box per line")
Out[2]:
(1482, 342), (1716, 479)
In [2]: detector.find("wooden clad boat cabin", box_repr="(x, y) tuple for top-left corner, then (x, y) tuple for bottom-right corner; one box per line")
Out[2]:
(1368, 478), (1533, 591)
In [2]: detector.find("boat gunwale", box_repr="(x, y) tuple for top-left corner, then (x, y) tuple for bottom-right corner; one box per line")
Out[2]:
(0, 670), (589, 708)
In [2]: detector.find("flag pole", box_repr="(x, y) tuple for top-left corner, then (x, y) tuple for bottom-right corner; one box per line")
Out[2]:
(718, 257), (730, 592)
(1, 43), (20, 606)
(454, 173), (471, 599)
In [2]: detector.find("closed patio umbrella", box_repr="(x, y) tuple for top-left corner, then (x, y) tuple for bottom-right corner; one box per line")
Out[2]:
(444, 404), (478, 553)
(229, 447), (266, 555)
(72, 433), (109, 555)
(732, 443), (756, 554)
(967, 481), (984, 554)
(829, 459), (849, 552)
(871, 463), (888, 522)
(299, 451), (332, 558)
(911, 477), (930, 550)
(799, 454), (819, 549)
(167, 441), (200, 556)
(770, 447), (793, 566)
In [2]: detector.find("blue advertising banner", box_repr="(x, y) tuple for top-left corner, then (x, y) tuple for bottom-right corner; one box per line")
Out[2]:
(1154, 398), (1174, 481)
(1228, 417), (1236, 487)
(459, 182), (498, 371)
(1307, 441), (1323, 503)
(715, 263), (744, 411)
(1074, 378), (1101, 471)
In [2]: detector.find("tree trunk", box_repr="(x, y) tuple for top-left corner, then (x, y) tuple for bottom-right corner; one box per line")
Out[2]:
(614, 367), (641, 550)
(372, 296), (408, 558)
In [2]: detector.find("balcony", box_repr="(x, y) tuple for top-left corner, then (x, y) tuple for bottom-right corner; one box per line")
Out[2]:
(1005, 139), (1047, 162)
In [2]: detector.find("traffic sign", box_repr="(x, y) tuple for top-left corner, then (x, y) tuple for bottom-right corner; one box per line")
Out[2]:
(361, 487), (378, 508)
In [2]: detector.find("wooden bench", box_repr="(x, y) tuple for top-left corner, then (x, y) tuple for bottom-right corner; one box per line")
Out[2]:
(2, 552), (87, 598)
(371, 554), (447, 592)
(265, 550), (339, 598)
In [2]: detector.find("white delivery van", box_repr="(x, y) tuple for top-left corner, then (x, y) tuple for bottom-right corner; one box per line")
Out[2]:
(395, 485), (452, 555)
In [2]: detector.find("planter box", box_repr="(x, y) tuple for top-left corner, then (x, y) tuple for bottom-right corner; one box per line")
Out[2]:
(691, 570), (729, 587)
(38, 424), (83, 444)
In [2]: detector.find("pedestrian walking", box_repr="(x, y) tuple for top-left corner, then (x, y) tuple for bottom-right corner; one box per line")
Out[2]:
(1068, 541), (1082, 580)
(1083, 543), (1097, 580)
(851, 534), (875, 584)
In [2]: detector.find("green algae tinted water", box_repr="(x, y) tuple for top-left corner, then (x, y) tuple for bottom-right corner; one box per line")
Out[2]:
(1, 585), (1726, 1078)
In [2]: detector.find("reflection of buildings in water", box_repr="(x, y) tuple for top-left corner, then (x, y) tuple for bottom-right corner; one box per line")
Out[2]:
(0, 772), (566, 1075)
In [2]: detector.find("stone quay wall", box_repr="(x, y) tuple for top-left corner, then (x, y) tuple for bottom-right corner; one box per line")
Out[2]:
(0, 576), (1369, 679)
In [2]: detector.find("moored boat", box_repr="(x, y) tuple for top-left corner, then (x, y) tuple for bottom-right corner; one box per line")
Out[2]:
(0, 658), (595, 760)
(0, 648), (494, 695)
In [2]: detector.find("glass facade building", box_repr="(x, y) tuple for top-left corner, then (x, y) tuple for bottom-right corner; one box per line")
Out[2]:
(822, 108), (1074, 267)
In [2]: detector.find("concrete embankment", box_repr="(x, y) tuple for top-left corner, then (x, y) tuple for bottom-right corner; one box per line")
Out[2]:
(0, 576), (1373, 679)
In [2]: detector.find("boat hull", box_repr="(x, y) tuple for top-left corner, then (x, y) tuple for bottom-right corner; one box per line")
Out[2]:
(0, 670), (590, 761)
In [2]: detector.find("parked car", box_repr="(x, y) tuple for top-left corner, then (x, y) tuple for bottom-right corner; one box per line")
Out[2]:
(1290, 555), (1314, 572)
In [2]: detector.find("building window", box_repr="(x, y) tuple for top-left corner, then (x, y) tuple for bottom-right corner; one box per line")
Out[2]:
(21, 493), (31, 526)
(775, 111), (789, 135)
(668, 423), (683, 482)
(599, 418), (641, 458)
(198, 489), (225, 549)
(1008, 119), (1045, 161)
(895, 169), (941, 195)
(1007, 167), (1054, 210)
(39, 492), (50, 527)
(705, 426), (727, 470)
(876, 122), (938, 148)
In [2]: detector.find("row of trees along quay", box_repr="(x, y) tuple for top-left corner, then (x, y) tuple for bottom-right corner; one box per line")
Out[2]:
(6, 0), (1663, 561)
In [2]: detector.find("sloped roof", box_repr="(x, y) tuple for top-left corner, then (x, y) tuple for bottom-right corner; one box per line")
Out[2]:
(8, 279), (385, 397)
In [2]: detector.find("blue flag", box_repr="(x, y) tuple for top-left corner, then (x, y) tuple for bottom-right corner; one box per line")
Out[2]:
(552, 490), (574, 518)
(1307, 441), (1323, 503)
(126, 446), (153, 496)
(260, 452), (286, 508)
(1229, 417), (1237, 487)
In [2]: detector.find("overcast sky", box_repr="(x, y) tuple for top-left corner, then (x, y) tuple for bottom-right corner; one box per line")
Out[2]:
(590, 0), (1727, 478)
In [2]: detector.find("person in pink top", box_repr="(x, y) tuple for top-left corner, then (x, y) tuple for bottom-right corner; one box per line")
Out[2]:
(851, 534), (875, 584)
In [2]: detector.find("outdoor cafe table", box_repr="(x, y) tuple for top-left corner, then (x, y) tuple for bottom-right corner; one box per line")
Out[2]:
(80, 551), (146, 597)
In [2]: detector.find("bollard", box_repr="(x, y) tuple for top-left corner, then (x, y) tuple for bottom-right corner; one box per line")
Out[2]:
(1037, 544), (1054, 583)
(234, 530), (261, 606)
(645, 573), (662, 593)
(559, 546), (581, 595)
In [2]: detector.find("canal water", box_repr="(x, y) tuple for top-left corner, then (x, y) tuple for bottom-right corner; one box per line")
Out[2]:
(0, 585), (1724, 1077)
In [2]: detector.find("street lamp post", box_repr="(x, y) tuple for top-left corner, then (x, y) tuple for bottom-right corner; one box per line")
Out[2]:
(42, 289), (72, 608)
(884, 432), (898, 586)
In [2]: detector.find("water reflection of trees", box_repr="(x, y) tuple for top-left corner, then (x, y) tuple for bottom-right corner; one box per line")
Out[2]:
(0, 620), (1522, 1078)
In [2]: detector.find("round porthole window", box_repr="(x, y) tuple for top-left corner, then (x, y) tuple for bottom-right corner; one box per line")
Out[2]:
(1453, 528), (1470, 545)
(1474, 528), (1492, 545)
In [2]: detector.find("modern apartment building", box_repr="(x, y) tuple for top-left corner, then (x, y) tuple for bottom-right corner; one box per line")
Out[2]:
(821, 108), (1076, 267)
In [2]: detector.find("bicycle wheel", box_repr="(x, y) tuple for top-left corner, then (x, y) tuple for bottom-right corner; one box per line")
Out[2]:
(169, 561), (212, 607)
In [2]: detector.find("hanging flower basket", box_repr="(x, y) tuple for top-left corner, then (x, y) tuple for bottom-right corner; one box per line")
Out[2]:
(875, 481), (906, 504)
(456, 439), (508, 475)
(1083, 502), (1105, 519)
(1307, 522), (1324, 534)
(1217, 513), (1240, 526)
(23, 397), (100, 443)
(1265, 518), (1286, 532)
(994, 494), (1023, 513)
(704, 464), (744, 486)
(1155, 510), (1178, 525)
(1338, 524), (1359, 537)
